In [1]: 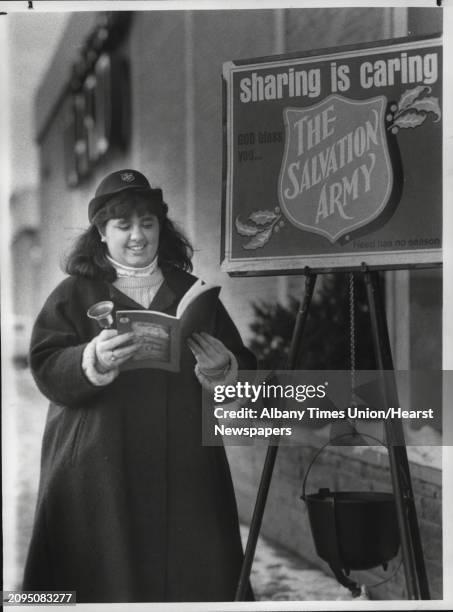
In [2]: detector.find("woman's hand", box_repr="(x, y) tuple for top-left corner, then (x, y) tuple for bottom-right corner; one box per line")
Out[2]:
(95, 329), (141, 372)
(187, 332), (231, 377)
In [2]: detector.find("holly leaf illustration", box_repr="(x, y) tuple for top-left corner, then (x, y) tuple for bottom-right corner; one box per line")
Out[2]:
(393, 112), (426, 129)
(410, 97), (441, 122)
(397, 85), (426, 113)
(249, 210), (278, 225)
(235, 217), (259, 236)
(243, 226), (273, 249)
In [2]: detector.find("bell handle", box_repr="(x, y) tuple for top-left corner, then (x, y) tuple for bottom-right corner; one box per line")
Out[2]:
(300, 431), (387, 501)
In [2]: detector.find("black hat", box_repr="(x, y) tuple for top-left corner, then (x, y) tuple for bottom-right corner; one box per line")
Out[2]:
(88, 169), (164, 223)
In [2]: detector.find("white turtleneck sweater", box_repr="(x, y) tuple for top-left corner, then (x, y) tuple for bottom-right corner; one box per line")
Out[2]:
(107, 254), (164, 308)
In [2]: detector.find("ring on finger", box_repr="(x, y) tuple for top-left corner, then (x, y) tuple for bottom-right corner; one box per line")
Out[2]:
(110, 350), (117, 362)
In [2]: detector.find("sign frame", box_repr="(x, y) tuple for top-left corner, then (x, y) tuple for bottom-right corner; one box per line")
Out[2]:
(221, 34), (443, 276)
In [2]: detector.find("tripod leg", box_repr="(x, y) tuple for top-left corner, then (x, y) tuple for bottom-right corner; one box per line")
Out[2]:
(235, 272), (317, 600)
(364, 269), (430, 600)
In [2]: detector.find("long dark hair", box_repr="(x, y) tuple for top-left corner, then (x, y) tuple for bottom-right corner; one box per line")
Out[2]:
(65, 191), (193, 281)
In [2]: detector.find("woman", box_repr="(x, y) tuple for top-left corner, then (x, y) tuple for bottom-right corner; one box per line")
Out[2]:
(23, 169), (256, 603)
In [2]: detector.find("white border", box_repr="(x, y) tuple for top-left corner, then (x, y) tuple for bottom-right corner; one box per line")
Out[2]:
(0, 1), (446, 12)
(2, 3), (450, 611)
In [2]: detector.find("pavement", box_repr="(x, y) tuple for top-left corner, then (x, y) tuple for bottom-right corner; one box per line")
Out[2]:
(3, 365), (358, 602)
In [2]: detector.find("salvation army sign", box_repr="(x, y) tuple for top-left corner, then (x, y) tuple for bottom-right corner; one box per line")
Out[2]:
(280, 95), (393, 243)
(221, 36), (442, 274)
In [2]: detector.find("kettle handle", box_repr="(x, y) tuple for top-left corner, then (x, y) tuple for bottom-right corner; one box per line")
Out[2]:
(300, 431), (387, 501)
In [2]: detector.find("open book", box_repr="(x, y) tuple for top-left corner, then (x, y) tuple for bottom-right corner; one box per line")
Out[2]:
(116, 279), (220, 372)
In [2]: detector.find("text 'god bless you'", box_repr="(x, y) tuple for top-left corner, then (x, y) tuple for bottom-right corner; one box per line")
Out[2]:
(283, 104), (379, 224)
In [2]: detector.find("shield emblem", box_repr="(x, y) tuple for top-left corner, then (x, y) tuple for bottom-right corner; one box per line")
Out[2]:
(278, 95), (393, 243)
(120, 172), (136, 183)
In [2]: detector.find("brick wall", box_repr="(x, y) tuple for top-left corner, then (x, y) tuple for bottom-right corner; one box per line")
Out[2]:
(227, 437), (442, 600)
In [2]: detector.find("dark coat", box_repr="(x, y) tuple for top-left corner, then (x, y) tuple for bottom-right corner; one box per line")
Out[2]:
(23, 267), (256, 603)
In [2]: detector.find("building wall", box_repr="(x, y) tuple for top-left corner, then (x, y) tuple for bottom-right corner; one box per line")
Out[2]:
(129, 10), (290, 339)
(10, 188), (41, 320)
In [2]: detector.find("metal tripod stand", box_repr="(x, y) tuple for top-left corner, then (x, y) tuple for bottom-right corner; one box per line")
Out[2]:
(235, 268), (430, 601)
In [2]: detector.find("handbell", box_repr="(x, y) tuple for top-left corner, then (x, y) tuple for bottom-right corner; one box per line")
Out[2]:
(87, 301), (115, 329)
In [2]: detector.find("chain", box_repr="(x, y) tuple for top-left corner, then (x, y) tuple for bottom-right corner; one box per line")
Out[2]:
(349, 272), (356, 408)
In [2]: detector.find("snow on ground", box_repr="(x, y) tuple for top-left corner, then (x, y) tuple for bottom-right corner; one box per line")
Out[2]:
(240, 525), (359, 601)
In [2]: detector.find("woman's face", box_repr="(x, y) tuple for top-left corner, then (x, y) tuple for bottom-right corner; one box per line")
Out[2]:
(101, 212), (160, 268)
